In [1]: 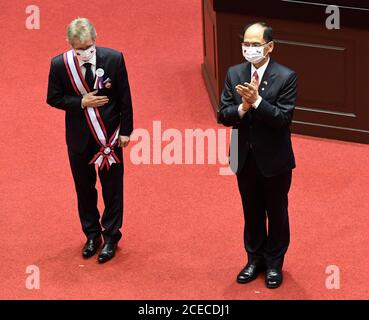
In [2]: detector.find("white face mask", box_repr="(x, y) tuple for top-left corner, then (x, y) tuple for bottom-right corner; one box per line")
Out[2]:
(242, 45), (266, 64)
(75, 45), (96, 62)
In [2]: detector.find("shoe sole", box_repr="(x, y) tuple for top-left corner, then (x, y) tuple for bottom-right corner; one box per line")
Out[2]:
(266, 281), (282, 289)
(98, 255), (115, 264)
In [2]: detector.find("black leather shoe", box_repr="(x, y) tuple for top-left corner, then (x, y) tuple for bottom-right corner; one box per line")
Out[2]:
(98, 243), (117, 263)
(237, 263), (264, 284)
(82, 237), (102, 258)
(265, 269), (283, 289)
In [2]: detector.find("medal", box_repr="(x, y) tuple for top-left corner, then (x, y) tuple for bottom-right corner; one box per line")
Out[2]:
(94, 68), (105, 89)
(96, 68), (105, 78)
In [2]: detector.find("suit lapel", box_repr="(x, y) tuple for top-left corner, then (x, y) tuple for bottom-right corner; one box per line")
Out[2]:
(95, 47), (105, 82)
(258, 59), (277, 97)
(238, 63), (253, 121)
(240, 62), (252, 86)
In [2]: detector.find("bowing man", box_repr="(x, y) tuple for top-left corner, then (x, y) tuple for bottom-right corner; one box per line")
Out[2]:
(47, 18), (133, 263)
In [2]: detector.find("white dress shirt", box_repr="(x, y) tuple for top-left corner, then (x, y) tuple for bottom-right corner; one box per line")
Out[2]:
(238, 57), (270, 118)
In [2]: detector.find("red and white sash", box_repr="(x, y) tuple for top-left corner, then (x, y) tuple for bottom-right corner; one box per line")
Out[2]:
(63, 50), (120, 170)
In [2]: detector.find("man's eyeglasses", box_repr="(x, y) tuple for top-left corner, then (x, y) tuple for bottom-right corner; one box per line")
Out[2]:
(241, 41), (270, 48)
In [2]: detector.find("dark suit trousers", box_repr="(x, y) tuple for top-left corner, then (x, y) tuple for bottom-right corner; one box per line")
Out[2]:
(67, 135), (124, 244)
(237, 148), (292, 269)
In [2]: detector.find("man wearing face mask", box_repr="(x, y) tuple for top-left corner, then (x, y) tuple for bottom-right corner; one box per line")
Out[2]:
(219, 22), (297, 288)
(47, 18), (133, 263)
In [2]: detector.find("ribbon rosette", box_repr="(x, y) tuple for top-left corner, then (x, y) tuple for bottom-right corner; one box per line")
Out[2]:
(94, 68), (105, 89)
(89, 143), (120, 171)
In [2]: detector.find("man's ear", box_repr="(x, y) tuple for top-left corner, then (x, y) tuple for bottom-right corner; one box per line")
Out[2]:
(67, 38), (75, 49)
(268, 41), (274, 54)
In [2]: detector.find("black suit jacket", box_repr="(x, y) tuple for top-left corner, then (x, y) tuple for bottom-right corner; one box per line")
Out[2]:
(219, 59), (297, 177)
(47, 47), (133, 153)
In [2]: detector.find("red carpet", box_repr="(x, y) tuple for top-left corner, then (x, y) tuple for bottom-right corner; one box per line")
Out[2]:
(0, 0), (369, 300)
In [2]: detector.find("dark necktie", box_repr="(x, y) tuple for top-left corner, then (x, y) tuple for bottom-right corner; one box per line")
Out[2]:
(83, 63), (94, 90)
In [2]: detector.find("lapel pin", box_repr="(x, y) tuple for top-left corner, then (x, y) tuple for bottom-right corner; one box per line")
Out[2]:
(103, 77), (112, 89)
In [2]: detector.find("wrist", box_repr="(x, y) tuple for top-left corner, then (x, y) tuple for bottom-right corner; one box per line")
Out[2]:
(81, 97), (88, 109)
(252, 95), (262, 109)
(241, 103), (250, 111)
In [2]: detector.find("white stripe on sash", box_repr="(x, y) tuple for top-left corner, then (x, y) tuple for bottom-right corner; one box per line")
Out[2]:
(86, 107), (107, 146)
(66, 50), (88, 95)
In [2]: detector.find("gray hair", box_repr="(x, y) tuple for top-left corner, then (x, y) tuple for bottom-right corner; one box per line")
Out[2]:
(67, 18), (96, 44)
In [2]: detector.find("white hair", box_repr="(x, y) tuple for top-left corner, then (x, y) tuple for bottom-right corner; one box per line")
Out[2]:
(67, 17), (96, 44)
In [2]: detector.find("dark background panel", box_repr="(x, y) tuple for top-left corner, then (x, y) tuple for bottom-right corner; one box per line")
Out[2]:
(202, 0), (369, 143)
